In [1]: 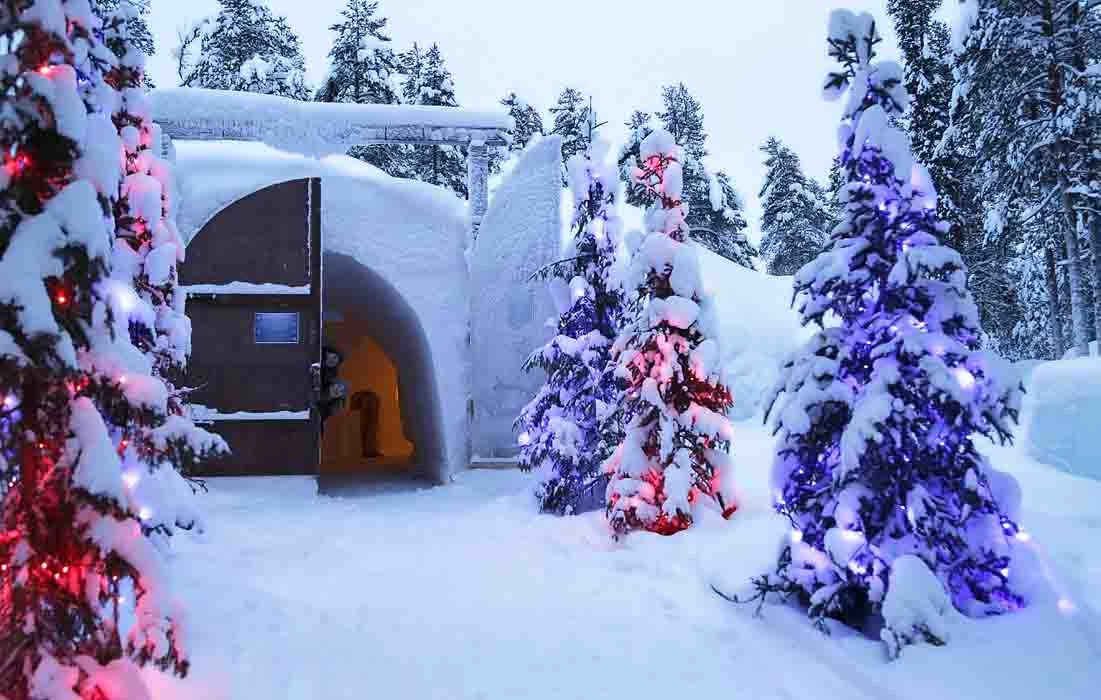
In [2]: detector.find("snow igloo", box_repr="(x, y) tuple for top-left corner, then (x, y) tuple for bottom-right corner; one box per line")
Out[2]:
(155, 88), (561, 486)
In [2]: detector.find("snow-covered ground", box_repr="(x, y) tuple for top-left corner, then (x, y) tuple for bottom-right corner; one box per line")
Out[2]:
(147, 232), (1100, 698)
(147, 419), (1101, 700)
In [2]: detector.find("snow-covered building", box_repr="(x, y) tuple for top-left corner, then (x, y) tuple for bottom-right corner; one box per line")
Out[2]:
(156, 88), (561, 485)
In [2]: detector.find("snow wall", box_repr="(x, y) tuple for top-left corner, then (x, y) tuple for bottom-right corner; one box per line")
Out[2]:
(174, 141), (471, 481)
(470, 136), (563, 457)
(1024, 357), (1101, 481)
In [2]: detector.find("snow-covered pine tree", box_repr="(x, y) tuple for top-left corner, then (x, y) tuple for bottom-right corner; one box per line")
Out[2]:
(751, 11), (1026, 654)
(617, 111), (655, 209)
(887, 0), (1016, 354)
(758, 137), (831, 277)
(402, 43), (468, 197)
(618, 95), (757, 267)
(103, 0), (229, 537)
(692, 170), (758, 268)
(516, 140), (626, 515)
(178, 0), (310, 100)
(659, 83), (756, 267)
(91, 0), (152, 59)
(316, 0), (404, 175)
(604, 128), (738, 538)
(399, 42), (424, 104)
(500, 92), (544, 152)
(1, 2), (192, 696)
(550, 87), (590, 168)
(658, 83), (707, 163)
(951, 0), (1100, 356)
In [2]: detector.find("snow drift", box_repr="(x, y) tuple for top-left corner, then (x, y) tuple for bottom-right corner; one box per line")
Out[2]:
(1023, 357), (1101, 481)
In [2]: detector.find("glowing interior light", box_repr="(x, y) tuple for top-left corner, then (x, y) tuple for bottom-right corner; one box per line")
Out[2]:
(790, 529), (803, 544)
(138, 507), (153, 521)
(517, 431), (531, 447)
(1057, 598), (1076, 614)
(1000, 567), (1010, 578)
(122, 471), (140, 488)
(848, 561), (867, 575)
(1015, 530), (1031, 543)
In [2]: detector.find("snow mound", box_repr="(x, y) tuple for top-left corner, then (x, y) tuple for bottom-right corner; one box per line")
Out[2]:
(696, 247), (809, 418)
(880, 555), (957, 659)
(1023, 357), (1101, 481)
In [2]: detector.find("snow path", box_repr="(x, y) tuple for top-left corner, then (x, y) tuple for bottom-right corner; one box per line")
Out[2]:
(148, 421), (1101, 700)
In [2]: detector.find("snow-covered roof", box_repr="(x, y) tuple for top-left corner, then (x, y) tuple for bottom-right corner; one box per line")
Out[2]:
(152, 88), (512, 156)
(171, 140), (465, 244)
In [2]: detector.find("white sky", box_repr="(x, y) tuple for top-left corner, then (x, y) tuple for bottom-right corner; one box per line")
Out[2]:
(148, 1), (957, 237)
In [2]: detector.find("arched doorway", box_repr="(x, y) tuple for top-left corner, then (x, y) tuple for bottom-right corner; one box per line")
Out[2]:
(320, 252), (446, 485)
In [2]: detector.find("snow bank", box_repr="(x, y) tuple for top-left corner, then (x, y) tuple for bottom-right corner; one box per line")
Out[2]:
(1023, 357), (1101, 481)
(697, 247), (810, 419)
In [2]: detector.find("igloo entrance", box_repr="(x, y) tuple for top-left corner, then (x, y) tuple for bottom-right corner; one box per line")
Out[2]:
(318, 252), (445, 486)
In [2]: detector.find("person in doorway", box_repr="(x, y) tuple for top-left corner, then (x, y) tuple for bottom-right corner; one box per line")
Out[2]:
(350, 390), (382, 458)
(317, 346), (348, 427)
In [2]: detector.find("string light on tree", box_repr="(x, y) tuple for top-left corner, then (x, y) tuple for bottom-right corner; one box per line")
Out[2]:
(603, 127), (740, 537)
(736, 9), (1029, 657)
(515, 136), (627, 516)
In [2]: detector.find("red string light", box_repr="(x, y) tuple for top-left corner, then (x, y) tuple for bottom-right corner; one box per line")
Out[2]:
(4, 153), (30, 177)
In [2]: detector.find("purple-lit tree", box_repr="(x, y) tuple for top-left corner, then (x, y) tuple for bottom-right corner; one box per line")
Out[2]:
(749, 10), (1026, 653)
(516, 140), (626, 515)
(603, 128), (738, 538)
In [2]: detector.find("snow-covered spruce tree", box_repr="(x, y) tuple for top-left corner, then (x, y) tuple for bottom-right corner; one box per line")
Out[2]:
(91, 0), (151, 59)
(103, 1), (228, 535)
(0, 2), (191, 697)
(758, 136), (831, 277)
(402, 44), (468, 197)
(888, 0), (1015, 354)
(659, 83), (757, 267)
(618, 107), (757, 267)
(500, 92), (544, 153)
(750, 11), (1025, 655)
(516, 141), (626, 515)
(617, 111), (655, 209)
(316, 0), (404, 174)
(604, 128), (738, 538)
(550, 87), (590, 168)
(951, 0), (1100, 356)
(178, 0), (309, 100)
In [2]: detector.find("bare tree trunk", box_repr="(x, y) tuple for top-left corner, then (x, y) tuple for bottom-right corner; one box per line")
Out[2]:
(1060, 193), (1091, 356)
(1044, 243), (1066, 357)
(1089, 212), (1101, 355)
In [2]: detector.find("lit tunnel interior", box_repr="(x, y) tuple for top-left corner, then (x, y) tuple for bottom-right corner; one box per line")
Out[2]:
(320, 251), (447, 484)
